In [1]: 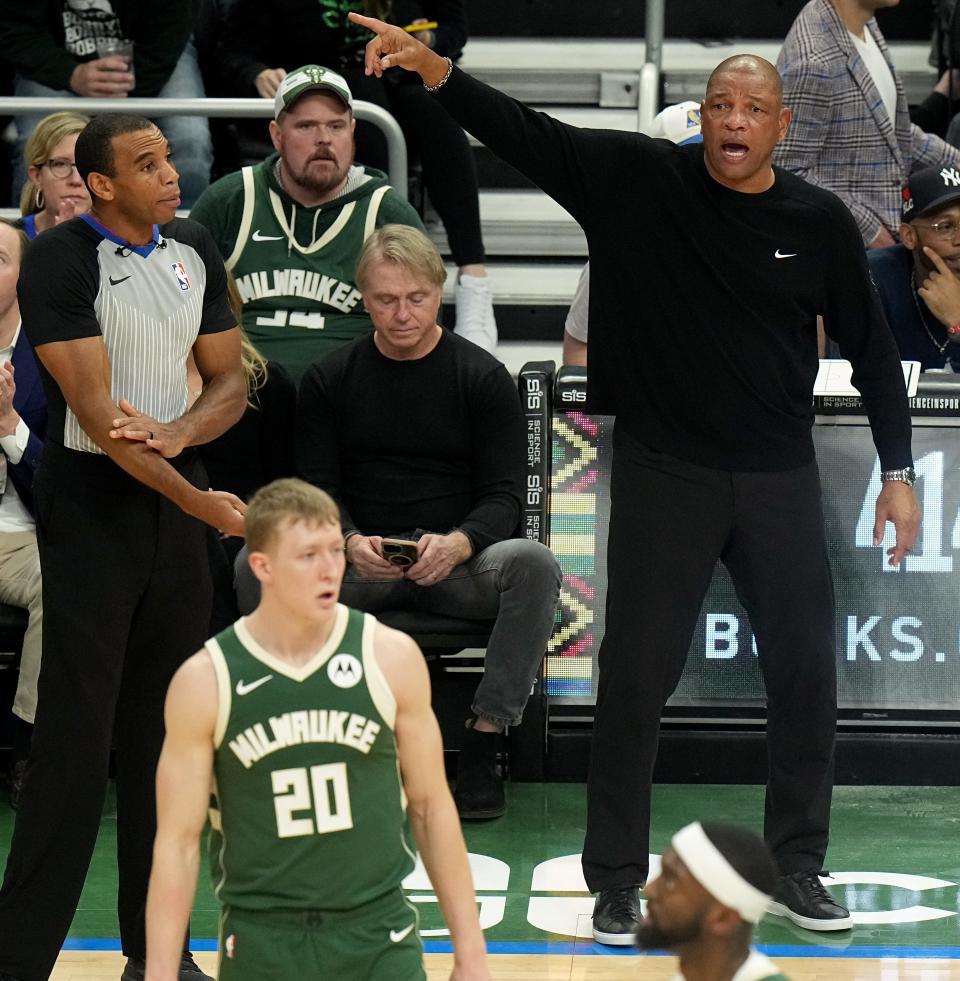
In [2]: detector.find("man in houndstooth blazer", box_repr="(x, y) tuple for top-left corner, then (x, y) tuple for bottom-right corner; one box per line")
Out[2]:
(775, 0), (960, 248)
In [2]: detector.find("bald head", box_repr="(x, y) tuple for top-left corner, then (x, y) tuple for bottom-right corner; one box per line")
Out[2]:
(707, 55), (783, 106)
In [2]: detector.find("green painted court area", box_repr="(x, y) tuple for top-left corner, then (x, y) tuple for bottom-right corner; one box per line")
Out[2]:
(3, 782), (960, 951)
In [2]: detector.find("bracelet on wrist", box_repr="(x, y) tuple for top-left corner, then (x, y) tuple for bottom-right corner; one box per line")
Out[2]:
(424, 57), (453, 93)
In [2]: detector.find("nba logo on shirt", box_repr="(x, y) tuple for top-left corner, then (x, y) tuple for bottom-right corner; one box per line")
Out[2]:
(172, 262), (191, 291)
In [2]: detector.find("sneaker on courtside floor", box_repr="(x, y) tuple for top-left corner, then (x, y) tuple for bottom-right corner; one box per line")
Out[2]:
(767, 870), (853, 931)
(591, 885), (642, 945)
(454, 273), (498, 355)
(120, 953), (212, 981)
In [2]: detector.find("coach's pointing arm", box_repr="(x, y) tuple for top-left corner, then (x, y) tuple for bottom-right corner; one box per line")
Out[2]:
(349, 12), (638, 230)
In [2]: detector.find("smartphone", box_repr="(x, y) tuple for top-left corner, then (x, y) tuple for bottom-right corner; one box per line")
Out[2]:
(381, 538), (419, 568)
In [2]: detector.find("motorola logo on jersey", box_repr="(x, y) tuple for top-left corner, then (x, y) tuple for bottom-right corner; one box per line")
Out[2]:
(328, 653), (362, 688)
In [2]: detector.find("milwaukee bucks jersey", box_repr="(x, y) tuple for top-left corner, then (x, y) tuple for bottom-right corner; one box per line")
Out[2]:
(207, 606), (415, 911)
(225, 165), (386, 381)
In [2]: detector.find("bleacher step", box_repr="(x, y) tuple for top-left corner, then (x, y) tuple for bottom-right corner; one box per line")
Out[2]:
(428, 190), (584, 258)
(441, 261), (581, 307)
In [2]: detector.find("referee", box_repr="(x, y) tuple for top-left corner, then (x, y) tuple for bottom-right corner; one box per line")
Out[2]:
(351, 19), (922, 941)
(0, 115), (246, 981)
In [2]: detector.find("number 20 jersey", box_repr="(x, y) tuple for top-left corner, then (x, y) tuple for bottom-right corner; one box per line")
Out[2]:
(207, 606), (415, 911)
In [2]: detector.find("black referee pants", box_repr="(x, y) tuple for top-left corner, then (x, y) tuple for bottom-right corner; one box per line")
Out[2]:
(582, 429), (837, 893)
(0, 444), (212, 981)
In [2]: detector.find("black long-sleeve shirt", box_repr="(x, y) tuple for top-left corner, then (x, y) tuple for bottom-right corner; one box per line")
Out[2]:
(296, 330), (523, 553)
(219, 0), (467, 96)
(0, 1), (195, 97)
(436, 68), (913, 472)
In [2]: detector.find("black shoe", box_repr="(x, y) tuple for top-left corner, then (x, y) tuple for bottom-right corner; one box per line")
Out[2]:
(120, 953), (213, 981)
(8, 759), (26, 811)
(453, 723), (506, 820)
(591, 885), (642, 945)
(768, 870), (852, 932)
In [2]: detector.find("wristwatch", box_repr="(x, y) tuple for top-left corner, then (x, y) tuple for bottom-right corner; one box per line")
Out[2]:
(881, 467), (916, 487)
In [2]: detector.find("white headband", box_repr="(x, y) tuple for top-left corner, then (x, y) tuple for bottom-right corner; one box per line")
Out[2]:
(671, 822), (771, 923)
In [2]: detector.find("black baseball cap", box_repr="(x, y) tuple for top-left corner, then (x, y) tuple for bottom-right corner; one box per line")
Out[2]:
(902, 165), (960, 222)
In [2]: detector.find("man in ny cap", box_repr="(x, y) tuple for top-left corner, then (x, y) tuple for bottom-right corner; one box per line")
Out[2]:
(190, 64), (424, 382)
(639, 822), (789, 981)
(868, 165), (960, 371)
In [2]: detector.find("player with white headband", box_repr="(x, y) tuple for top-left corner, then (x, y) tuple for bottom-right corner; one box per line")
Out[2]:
(636, 822), (789, 981)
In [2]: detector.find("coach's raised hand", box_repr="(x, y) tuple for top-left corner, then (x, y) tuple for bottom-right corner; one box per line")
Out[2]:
(348, 11), (450, 86)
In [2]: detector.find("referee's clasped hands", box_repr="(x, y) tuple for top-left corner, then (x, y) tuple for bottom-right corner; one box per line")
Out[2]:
(109, 397), (187, 458)
(109, 397), (247, 538)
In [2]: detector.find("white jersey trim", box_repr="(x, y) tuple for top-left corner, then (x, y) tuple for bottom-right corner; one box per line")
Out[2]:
(226, 167), (256, 270)
(363, 613), (397, 730)
(363, 185), (391, 242)
(234, 606), (349, 682)
(267, 189), (357, 254)
(205, 638), (233, 750)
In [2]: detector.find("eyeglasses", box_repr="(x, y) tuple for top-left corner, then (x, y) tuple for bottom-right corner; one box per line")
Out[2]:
(912, 216), (960, 239)
(42, 158), (79, 180)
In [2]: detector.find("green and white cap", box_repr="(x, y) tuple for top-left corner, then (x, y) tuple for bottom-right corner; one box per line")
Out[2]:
(274, 65), (353, 118)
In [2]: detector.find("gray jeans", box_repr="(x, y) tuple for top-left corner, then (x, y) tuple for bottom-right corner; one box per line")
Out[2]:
(235, 538), (561, 729)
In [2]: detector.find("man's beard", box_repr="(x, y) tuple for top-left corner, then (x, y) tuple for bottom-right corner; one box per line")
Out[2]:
(287, 154), (350, 197)
(636, 914), (701, 951)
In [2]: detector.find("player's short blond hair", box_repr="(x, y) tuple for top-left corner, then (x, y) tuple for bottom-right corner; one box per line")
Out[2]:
(355, 224), (447, 292)
(246, 479), (340, 553)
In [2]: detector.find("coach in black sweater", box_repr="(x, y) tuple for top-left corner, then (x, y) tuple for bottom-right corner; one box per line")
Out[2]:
(236, 224), (561, 820)
(350, 14), (922, 941)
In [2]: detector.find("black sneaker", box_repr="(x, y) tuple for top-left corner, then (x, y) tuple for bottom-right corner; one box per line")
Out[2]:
(454, 723), (506, 820)
(768, 870), (853, 932)
(120, 953), (212, 981)
(591, 885), (642, 945)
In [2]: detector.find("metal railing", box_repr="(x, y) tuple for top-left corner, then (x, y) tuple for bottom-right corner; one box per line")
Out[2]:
(639, 0), (665, 131)
(0, 96), (409, 197)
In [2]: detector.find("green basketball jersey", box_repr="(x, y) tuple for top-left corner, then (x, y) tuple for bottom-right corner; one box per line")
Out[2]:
(216, 161), (418, 382)
(207, 606), (416, 912)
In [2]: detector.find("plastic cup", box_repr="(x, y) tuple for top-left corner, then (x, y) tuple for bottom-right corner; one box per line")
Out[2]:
(95, 38), (135, 87)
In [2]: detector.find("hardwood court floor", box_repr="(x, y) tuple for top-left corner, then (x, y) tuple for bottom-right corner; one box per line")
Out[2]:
(5, 783), (959, 979)
(44, 952), (960, 979)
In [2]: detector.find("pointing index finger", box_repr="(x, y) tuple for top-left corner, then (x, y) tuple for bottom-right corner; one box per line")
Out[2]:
(348, 11), (388, 32)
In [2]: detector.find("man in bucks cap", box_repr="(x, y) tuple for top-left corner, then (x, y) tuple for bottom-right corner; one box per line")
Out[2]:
(190, 64), (424, 382)
(274, 63), (355, 115)
(145, 478), (490, 980)
(639, 822), (788, 981)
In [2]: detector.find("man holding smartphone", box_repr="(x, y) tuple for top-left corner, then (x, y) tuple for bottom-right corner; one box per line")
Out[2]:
(868, 165), (960, 370)
(236, 224), (561, 821)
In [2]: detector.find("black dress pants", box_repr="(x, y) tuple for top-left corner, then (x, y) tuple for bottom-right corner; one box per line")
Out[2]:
(0, 444), (212, 981)
(582, 429), (837, 893)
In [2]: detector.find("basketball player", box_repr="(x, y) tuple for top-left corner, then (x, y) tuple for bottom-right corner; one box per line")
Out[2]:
(638, 822), (788, 981)
(145, 478), (490, 980)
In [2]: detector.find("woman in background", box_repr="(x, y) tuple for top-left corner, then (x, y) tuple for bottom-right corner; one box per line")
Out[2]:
(18, 111), (91, 239)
